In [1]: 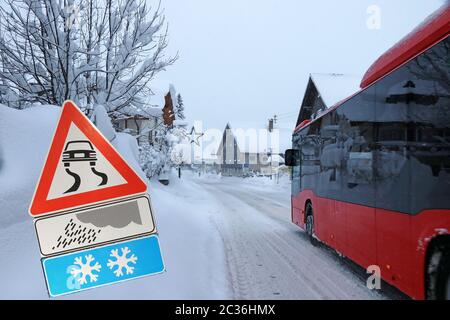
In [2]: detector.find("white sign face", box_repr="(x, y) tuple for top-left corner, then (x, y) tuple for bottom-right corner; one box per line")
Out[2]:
(35, 196), (156, 256)
(47, 123), (127, 200)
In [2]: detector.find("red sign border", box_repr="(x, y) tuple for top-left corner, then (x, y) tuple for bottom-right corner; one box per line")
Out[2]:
(29, 101), (147, 216)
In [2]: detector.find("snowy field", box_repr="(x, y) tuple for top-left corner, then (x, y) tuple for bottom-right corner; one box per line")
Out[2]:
(0, 105), (405, 299)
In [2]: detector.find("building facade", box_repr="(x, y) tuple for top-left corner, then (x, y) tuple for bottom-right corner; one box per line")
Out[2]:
(216, 124), (282, 177)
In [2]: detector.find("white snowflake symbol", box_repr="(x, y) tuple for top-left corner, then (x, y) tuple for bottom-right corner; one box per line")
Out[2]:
(107, 247), (138, 277)
(69, 254), (102, 285)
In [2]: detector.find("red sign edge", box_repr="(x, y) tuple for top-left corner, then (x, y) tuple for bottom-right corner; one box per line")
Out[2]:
(29, 100), (148, 217)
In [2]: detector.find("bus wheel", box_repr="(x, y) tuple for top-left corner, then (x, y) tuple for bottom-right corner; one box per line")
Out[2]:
(427, 245), (450, 300)
(436, 249), (450, 300)
(305, 203), (317, 246)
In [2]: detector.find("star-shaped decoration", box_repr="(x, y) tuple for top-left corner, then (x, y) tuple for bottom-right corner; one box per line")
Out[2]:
(190, 126), (204, 146)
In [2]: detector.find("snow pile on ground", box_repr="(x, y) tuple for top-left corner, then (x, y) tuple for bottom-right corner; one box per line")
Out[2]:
(0, 105), (230, 299)
(0, 105), (60, 227)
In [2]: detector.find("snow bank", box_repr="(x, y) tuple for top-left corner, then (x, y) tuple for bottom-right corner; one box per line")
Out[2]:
(112, 132), (145, 181)
(0, 104), (60, 227)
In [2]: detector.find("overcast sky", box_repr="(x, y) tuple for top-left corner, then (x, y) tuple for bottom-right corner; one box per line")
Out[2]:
(155, 0), (445, 132)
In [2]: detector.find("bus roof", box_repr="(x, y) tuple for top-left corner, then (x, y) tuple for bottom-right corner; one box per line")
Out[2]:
(294, 4), (450, 134)
(360, 4), (450, 89)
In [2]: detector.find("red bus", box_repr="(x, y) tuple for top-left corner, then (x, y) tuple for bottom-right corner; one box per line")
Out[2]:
(285, 4), (450, 300)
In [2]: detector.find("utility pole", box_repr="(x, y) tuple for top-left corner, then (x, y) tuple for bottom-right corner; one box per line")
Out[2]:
(268, 115), (278, 133)
(268, 118), (274, 132)
(269, 114), (278, 182)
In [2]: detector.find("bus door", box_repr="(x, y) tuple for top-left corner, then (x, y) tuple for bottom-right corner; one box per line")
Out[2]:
(334, 88), (378, 268)
(302, 118), (337, 247)
(338, 124), (376, 267)
(318, 117), (342, 249)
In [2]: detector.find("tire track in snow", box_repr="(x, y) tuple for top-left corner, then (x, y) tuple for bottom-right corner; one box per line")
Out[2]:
(220, 184), (378, 298)
(203, 183), (329, 299)
(194, 178), (397, 300)
(220, 182), (406, 299)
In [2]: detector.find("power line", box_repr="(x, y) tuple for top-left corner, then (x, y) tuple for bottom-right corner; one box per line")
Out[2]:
(276, 114), (297, 120)
(277, 110), (298, 117)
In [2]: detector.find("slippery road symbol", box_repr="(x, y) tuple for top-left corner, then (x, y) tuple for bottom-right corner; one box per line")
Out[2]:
(62, 140), (108, 193)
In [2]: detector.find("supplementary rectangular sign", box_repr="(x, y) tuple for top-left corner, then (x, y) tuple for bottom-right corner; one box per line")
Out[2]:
(35, 196), (155, 256)
(42, 235), (165, 297)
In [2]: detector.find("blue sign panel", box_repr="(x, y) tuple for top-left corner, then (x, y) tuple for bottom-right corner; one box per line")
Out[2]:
(42, 235), (164, 297)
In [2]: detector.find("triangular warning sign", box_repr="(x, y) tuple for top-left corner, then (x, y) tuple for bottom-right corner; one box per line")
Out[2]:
(29, 101), (147, 216)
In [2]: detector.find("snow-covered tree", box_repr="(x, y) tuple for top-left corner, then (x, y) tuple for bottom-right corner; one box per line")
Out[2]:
(139, 118), (187, 179)
(171, 148), (185, 166)
(0, 0), (176, 117)
(139, 126), (172, 178)
(175, 93), (185, 120)
(139, 142), (168, 178)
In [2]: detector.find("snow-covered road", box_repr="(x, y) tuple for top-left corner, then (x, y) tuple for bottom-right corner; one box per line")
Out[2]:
(188, 176), (405, 300)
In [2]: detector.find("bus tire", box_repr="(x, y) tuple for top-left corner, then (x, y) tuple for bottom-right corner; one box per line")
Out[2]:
(427, 244), (450, 300)
(436, 248), (450, 300)
(305, 203), (317, 246)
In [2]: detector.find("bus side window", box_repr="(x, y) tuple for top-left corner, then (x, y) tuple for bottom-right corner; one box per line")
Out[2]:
(335, 85), (377, 207)
(300, 120), (322, 193)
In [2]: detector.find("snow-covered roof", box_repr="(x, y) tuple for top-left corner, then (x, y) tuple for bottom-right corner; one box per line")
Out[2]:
(149, 79), (177, 109)
(201, 121), (292, 160)
(117, 79), (176, 119)
(310, 73), (361, 108)
(117, 104), (162, 119)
